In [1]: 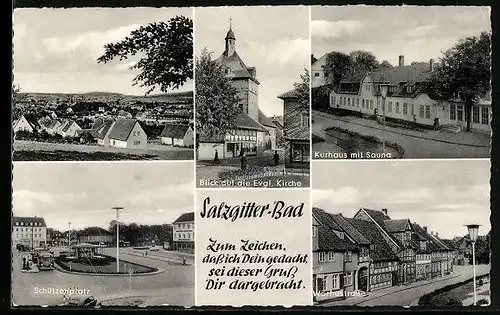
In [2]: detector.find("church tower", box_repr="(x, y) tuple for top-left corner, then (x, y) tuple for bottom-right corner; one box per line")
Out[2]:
(224, 21), (236, 57)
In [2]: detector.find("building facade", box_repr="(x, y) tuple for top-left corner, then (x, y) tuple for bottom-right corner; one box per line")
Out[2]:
(12, 216), (47, 248)
(77, 227), (113, 246)
(197, 24), (276, 160)
(279, 89), (310, 168)
(311, 54), (330, 88)
(329, 55), (491, 134)
(172, 212), (195, 252)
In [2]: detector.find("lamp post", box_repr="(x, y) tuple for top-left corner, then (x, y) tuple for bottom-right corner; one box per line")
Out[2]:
(466, 224), (480, 305)
(113, 207), (124, 273)
(68, 222), (71, 253)
(379, 80), (389, 154)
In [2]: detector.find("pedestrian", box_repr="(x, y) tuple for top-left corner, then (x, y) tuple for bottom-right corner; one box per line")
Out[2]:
(240, 151), (247, 171)
(273, 150), (279, 166)
(214, 150), (219, 163)
(22, 256), (26, 270)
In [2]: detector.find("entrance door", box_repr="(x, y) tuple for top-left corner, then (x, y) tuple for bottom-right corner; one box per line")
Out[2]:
(358, 267), (368, 292)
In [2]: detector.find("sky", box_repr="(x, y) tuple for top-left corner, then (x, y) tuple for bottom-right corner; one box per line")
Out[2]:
(13, 7), (193, 95)
(312, 5), (491, 66)
(312, 160), (491, 240)
(195, 6), (310, 117)
(12, 162), (194, 231)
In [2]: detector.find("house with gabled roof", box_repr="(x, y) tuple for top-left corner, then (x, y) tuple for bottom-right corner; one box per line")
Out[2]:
(77, 227), (113, 245)
(92, 117), (115, 146)
(197, 23), (275, 160)
(279, 88), (310, 168)
(13, 114), (40, 133)
(160, 123), (193, 147)
(329, 55), (491, 134)
(312, 208), (359, 301)
(353, 208), (417, 285)
(108, 118), (147, 149)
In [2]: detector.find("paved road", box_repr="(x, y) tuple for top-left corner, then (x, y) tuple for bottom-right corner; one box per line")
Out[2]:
(11, 248), (194, 307)
(312, 111), (490, 159)
(321, 264), (490, 307)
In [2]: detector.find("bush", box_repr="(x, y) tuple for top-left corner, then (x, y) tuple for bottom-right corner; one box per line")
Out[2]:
(446, 298), (463, 306)
(477, 299), (489, 306)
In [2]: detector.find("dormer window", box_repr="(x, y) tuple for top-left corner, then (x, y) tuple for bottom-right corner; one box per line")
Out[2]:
(224, 68), (231, 75)
(301, 111), (309, 127)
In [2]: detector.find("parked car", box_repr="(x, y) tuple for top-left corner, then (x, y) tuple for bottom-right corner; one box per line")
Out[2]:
(149, 246), (160, 251)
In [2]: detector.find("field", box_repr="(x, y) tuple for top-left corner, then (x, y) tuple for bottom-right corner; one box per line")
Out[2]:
(13, 140), (194, 161)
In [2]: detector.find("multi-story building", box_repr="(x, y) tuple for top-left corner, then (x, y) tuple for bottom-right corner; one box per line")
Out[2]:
(278, 89), (310, 168)
(329, 55), (491, 134)
(46, 228), (64, 247)
(172, 212), (194, 252)
(353, 208), (417, 285)
(311, 53), (331, 88)
(312, 208), (359, 301)
(12, 216), (47, 248)
(197, 24), (276, 160)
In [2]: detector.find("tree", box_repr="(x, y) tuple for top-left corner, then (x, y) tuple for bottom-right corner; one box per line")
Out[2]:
(325, 52), (352, 88)
(97, 16), (193, 95)
(427, 31), (491, 131)
(379, 60), (393, 69)
(293, 68), (310, 109)
(195, 48), (241, 138)
(349, 50), (379, 75)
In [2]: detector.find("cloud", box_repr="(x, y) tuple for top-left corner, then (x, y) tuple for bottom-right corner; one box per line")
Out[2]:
(311, 20), (364, 39)
(313, 187), (361, 205)
(265, 38), (310, 66)
(125, 183), (193, 208)
(386, 188), (433, 204)
(41, 23), (141, 58)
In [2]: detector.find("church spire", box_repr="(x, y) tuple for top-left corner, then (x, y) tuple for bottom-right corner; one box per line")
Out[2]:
(224, 18), (236, 57)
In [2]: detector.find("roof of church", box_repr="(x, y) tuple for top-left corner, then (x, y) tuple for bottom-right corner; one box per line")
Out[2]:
(226, 28), (235, 40)
(258, 110), (276, 128)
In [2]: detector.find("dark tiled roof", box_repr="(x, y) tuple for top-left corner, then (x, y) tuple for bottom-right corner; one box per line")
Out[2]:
(384, 219), (410, 233)
(161, 123), (190, 139)
(441, 239), (457, 250)
(411, 222), (444, 252)
(23, 114), (41, 129)
(258, 110), (276, 128)
(215, 51), (259, 83)
(234, 112), (267, 132)
(347, 218), (399, 262)
(92, 118), (115, 139)
(77, 226), (112, 237)
(108, 119), (138, 141)
(13, 216), (47, 227)
(197, 128), (226, 143)
(173, 212), (194, 223)
(278, 89), (300, 99)
(76, 128), (98, 138)
(313, 207), (342, 231)
(329, 214), (371, 245)
(317, 225), (357, 252)
(359, 208), (403, 248)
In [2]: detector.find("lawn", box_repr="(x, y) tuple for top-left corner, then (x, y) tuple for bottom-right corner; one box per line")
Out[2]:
(13, 140), (194, 161)
(55, 256), (157, 274)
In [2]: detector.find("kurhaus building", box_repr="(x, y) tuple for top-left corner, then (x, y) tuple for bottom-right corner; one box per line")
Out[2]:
(329, 55), (491, 134)
(197, 24), (276, 160)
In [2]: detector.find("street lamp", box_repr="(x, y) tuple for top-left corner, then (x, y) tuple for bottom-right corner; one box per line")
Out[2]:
(379, 78), (389, 154)
(113, 207), (124, 273)
(68, 222), (71, 253)
(466, 224), (480, 305)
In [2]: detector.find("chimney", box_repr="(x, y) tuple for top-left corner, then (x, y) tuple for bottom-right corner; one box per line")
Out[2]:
(423, 226), (427, 233)
(399, 55), (404, 67)
(430, 58), (434, 71)
(436, 232), (439, 238)
(382, 208), (388, 215)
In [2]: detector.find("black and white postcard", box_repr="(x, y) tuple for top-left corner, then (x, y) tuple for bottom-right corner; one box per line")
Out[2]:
(12, 8), (194, 161)
(311, 6), (491, 159)
(195, 6), (311, 188)
(11, 162), (195, 307)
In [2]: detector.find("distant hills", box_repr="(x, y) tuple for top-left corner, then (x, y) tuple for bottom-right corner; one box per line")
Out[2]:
(17, 90), (193, 103)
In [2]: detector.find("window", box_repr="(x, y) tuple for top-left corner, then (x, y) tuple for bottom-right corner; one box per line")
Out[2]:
(396, 102), (400, 114)
(312, 226), (317, 237)
(332, 274), (340, 290)
(425, 105), (431, 119)
(472, 106), (480, 124)
(345, 251), (352, 262)
(348, 98), (351, 106)
(327, 251), (335, 261)
(319, 252), (326, 262)
(344, 272), (353, 286)
(317, 276), (326, 292)
(291, 143), (310, 162)
(388, 101), (393, 113)
(370, 100), (374, 110)
(403, 103), (408, 115)
(314, 72), (320, 77)
(133, 140), (141, 145)
(301, 112), (309, 127)
(356, 99), (360, 107)
(449, 104), (456, 120)
(362, 99), (365, 108)
(457, 105), (464, 121)
(419, 105), (425, 118)
(481, 107), (490, 125)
